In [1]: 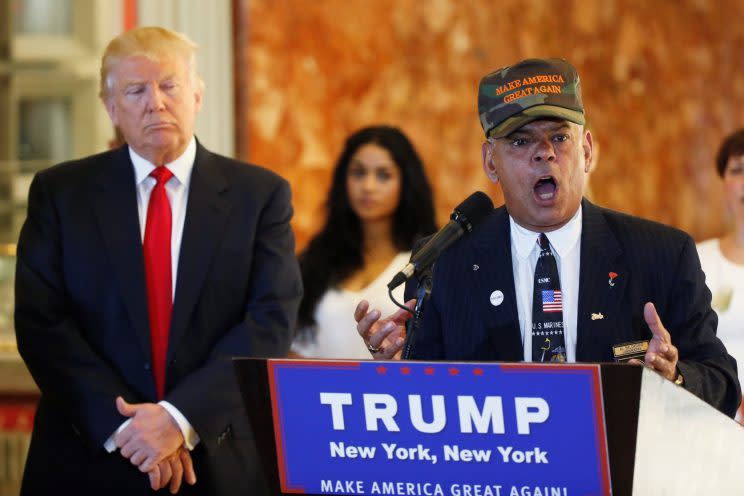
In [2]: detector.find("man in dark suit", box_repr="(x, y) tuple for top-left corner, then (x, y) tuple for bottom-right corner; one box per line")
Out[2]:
(14, 27), (302, 494)
(355, 58), (740, 417)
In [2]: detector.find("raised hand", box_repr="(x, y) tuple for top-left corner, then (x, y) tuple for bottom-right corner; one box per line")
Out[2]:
(354, 299), (415, 359)
(629, 302), (680, 382)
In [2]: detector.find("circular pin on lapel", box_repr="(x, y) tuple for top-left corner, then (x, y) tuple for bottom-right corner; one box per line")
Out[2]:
(490, 290), (504, 307)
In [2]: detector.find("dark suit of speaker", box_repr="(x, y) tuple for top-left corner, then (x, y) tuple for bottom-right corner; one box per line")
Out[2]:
(15, 142), (302, 495)
(407, 199), (740, 416)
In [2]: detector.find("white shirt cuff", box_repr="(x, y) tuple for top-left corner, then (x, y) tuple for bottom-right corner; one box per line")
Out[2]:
(103, 418), (132, 452)
(102, 402), (200, 452)
(159, 400), (200, 450)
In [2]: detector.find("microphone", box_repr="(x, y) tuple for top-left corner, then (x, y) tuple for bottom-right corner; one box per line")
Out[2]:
(387, 191), (493, 290)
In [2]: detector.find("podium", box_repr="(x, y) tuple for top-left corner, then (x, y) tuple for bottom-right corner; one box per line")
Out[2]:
(234, 359), (744, 496)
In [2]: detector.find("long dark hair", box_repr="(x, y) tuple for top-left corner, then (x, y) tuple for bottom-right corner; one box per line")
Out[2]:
(297, 125), (437, 328)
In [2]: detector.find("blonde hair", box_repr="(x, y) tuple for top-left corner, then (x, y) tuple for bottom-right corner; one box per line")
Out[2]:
(99, 26), (204, 99)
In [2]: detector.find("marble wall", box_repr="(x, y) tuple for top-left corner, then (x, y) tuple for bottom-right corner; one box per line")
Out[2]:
(234, 0), (744, 248)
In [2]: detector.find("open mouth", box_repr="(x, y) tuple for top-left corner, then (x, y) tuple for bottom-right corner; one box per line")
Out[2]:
(533, 176), (557, 201)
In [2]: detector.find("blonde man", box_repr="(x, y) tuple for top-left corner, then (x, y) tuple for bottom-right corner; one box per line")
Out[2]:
(15, 26), (301, 495)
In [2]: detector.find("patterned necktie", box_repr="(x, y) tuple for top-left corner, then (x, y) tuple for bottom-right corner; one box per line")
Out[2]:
(531, 233), (567, 362)
(144, 166), (174, 399)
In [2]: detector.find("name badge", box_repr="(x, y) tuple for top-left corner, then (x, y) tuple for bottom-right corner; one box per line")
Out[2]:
(612, 340), (649, 363)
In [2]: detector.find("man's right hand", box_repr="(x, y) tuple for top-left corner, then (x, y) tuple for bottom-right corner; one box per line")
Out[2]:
(115, 397), (184, 472)
(354, 299), (415, 360)
(147, 446), (197, 493)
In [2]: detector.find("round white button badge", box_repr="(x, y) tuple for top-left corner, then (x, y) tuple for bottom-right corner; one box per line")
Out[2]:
(490, 290), (504, 307)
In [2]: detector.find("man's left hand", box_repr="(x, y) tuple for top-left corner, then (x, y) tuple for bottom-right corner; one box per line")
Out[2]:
(629, 302), (679, 382)
(147, 446), (197, 493)
(354, 299), (414, 360)
(114, 396), (184, 472)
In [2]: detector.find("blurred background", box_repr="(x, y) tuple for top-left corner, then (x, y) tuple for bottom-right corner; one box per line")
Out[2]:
(240, 0), (744, 246)
(1, 0), (744, 492)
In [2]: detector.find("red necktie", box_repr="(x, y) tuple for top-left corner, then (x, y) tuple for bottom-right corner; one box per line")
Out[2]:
(144, 166), (174, 399)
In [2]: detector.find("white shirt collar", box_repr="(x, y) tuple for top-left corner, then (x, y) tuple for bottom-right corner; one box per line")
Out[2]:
(129, 137), (197, 187)
(509, 204), (583, 259)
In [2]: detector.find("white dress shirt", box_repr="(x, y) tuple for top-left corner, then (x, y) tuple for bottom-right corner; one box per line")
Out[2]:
(104, 137), (200, 452)
(509, 205), (582, 362)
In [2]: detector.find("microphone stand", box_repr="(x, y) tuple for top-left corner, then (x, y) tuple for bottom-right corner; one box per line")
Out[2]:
(402, 270), (433, 359)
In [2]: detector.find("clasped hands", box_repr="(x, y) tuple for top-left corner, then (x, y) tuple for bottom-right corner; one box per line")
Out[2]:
(355, 299), (681, 383)
(114, 397), (197, 493)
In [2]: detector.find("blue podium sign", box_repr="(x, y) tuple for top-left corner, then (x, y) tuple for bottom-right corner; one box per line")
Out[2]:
(268, 360), (611, 496)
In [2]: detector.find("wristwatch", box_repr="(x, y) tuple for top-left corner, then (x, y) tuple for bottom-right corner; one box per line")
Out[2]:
(673, 367), (684, 386)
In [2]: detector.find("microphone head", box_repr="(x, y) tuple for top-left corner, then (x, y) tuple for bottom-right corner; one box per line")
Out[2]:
(451, 191), (493, 231)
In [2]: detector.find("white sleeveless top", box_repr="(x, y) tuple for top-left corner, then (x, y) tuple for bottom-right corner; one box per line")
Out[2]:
(697, 238), (744, 387)
(292, 251), (411, 359)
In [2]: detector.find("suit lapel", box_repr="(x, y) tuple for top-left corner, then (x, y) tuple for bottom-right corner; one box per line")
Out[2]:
(93, 147), (151, 358)
(576, 199), (629, 361)
(468, 207), (523, 360)
(168, 144), (232, 361)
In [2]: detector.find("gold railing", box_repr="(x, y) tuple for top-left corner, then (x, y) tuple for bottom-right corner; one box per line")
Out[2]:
(0, 431), (30, 494)
(0, 244), (33, 495)
(0, 246), (16, 354)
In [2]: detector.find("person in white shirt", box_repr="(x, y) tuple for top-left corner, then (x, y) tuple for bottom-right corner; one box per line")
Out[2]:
(697, 129), (744, 419)
(293, 126), (436, 359)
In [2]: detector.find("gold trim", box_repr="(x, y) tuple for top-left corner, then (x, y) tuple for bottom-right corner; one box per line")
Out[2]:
(0, 340), (17, 353)
(0, 244), (16, 257)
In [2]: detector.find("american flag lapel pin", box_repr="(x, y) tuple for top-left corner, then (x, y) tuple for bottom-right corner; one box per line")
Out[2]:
(608, 271), (618, 287)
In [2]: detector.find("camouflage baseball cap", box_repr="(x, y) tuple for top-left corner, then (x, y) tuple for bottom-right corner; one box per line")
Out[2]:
(478, 58), (585, 138)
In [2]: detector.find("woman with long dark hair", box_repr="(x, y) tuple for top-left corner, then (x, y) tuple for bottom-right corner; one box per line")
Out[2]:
(293, 125), (437, 358)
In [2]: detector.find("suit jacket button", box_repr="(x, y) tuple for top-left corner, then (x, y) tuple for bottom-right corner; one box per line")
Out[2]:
(144, 362), (150, 370)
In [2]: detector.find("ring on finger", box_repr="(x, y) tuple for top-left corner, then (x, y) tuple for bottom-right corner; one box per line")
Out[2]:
(366, 342), (383, 354)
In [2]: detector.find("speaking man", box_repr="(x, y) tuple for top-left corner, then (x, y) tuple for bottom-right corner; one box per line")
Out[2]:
(355, 58), (740, 416)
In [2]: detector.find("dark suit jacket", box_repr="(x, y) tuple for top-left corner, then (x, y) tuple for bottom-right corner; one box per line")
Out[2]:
(407, 199), (740, 416)
(15, 142), (302, 495)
